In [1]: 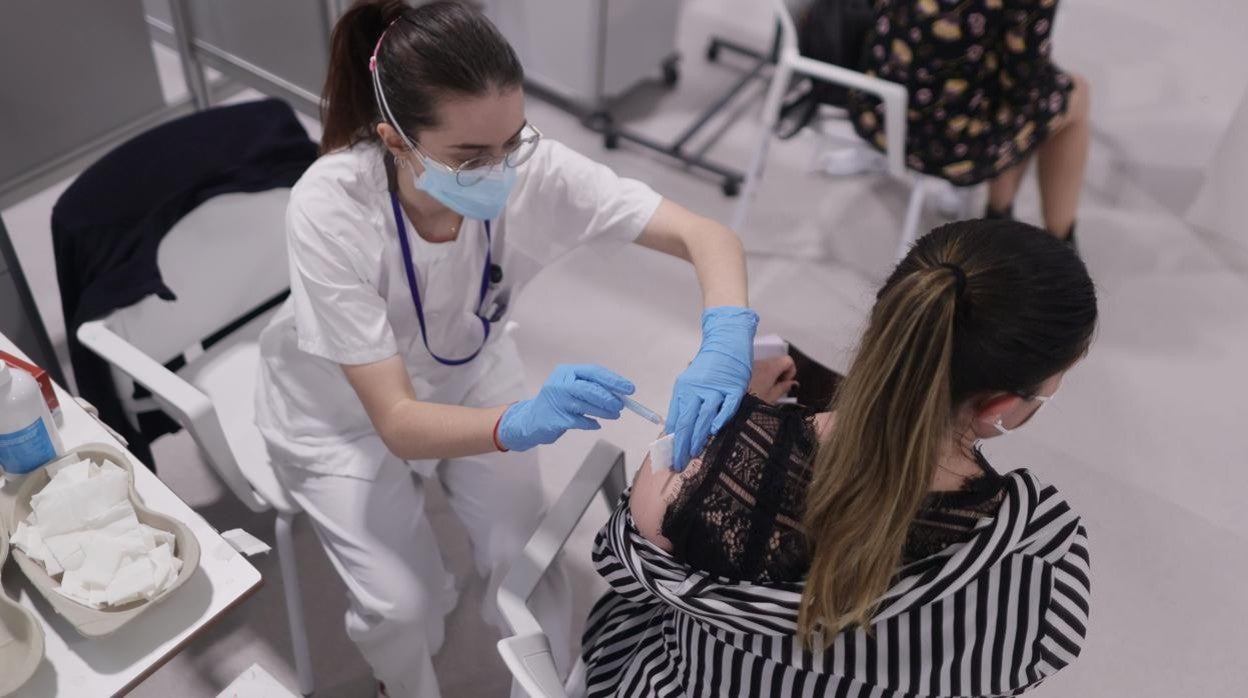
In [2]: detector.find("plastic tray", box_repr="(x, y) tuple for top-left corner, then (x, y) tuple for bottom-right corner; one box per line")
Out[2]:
(0, 519), (45, 695)
(5, 443), (201, 637)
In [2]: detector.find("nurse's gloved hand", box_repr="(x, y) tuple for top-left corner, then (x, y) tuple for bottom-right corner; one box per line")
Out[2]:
(498, 364), (635, 452)
(665, 306), (759, 472)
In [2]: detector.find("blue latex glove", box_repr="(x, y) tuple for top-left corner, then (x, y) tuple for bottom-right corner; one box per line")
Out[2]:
(665, 306), (759, 472)
(498, 364), (635, 452)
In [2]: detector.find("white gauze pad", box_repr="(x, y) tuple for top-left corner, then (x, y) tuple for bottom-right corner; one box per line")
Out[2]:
(648, 434), (675, 474)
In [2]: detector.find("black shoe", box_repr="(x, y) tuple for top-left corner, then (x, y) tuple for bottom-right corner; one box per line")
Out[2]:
(1061, 225), (1079, 257)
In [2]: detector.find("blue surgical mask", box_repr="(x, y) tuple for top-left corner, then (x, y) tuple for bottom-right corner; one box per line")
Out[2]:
(409, 153), (516, 221)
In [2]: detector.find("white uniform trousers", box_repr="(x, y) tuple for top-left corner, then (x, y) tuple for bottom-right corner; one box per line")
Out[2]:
(274, 357), (573, 697)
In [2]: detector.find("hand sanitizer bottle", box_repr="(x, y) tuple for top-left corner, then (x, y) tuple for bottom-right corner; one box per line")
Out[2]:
(0, 362), (64, 475)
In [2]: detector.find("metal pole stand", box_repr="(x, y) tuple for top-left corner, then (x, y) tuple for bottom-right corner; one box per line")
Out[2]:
(586, 30), (778, 198)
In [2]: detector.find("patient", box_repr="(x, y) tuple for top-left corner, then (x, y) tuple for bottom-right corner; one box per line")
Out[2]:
(583, 219), (1097, 697)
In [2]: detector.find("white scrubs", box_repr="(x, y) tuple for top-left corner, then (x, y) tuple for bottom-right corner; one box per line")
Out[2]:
(255, 139), (661, 697)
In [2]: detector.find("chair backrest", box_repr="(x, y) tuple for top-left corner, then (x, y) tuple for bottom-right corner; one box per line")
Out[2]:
(772, 0), (908, 179)
(104, 189), (291, 365)
(774, 0), (803, 59)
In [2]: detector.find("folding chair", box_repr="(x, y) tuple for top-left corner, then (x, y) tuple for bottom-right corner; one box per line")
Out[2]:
(733, 0), (972, 260)
(75, 188), (316, 695)
(496, 440), (628, 698)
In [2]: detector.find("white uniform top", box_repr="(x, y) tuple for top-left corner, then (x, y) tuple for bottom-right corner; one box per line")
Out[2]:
(255, 139), (662, 480)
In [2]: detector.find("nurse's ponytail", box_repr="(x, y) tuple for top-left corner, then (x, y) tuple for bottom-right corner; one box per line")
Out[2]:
(320, 0), (524, 155)
(797, 220), (1098, 646)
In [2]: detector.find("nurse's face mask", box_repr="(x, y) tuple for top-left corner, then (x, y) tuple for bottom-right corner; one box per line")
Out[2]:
(369, 30), (539, 221)
(403, 128), (539, 221)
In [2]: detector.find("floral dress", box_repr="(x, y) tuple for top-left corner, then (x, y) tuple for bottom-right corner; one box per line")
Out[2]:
(848, 0), (1075, 186)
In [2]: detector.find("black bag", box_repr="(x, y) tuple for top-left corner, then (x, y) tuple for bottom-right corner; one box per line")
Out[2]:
(777, 0), (877, 139)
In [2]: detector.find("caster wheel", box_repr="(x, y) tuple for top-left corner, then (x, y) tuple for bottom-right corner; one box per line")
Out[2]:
(662, 59), (680, 87)
(706, 41), (720, 63)
(722, 179), (741, 197)
(604, 132), (620, 150)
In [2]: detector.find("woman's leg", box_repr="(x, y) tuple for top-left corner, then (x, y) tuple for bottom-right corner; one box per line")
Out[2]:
(988, 157), (1031, 215)
(275, 457), (458, 698)
(1037, 74), (1092, 239)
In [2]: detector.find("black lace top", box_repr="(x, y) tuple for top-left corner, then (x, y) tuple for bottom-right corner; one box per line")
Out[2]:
(661, 395), (1006, 585)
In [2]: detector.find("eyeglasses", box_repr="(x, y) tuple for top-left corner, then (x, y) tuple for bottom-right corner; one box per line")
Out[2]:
(414, 124), (544, 187)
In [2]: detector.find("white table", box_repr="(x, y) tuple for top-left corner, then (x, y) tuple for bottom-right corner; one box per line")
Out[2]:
(0, 333), (263, 697)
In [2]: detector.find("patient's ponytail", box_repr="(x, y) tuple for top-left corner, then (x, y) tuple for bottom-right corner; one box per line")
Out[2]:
(320, 0), (523, 155)
(798, 261), (961, 642)
(798, 220), (1097, 645)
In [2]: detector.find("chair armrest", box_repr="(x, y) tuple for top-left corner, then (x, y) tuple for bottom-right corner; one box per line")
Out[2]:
(497, 440), (625, 639)
(77, 321), (212, 426)
(788, 56), (909, 179)
(76, 320), (267, 511)
(497, 633), (566, 698)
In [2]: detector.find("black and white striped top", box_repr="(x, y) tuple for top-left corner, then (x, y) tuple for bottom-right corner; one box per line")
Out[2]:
(582, 470), (1090, 697)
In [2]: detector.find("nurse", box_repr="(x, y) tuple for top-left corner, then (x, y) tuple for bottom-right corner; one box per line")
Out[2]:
(254, 1), (756, 696)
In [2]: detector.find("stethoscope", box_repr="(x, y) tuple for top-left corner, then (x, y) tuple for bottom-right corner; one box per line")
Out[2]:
(387, 164), (507, 367)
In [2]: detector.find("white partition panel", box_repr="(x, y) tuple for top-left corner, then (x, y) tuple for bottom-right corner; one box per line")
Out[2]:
(0, 1), (167, 208)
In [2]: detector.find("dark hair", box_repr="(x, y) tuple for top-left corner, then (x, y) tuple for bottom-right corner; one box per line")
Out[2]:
(320, 0), (524, 154)
(799, 219), (1097, 643)
(889, 219), (1098, 403)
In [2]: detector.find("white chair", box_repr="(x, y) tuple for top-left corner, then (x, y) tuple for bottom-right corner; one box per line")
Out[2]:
(733, 0), (969, 260)
(75, 189), (316, 696)
(496, 440), (628, 698)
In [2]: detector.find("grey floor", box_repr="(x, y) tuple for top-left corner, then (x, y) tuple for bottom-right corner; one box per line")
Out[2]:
(4, 0), (1248, 696)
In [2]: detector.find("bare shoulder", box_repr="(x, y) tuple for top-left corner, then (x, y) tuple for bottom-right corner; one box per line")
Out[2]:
(629, 410), (832, 553)
(813, 411), (835, 438)
(628, 439), (704, 553)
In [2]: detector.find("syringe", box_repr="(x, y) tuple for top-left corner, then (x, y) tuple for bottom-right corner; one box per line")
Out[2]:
(620, 395), (665, 426)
